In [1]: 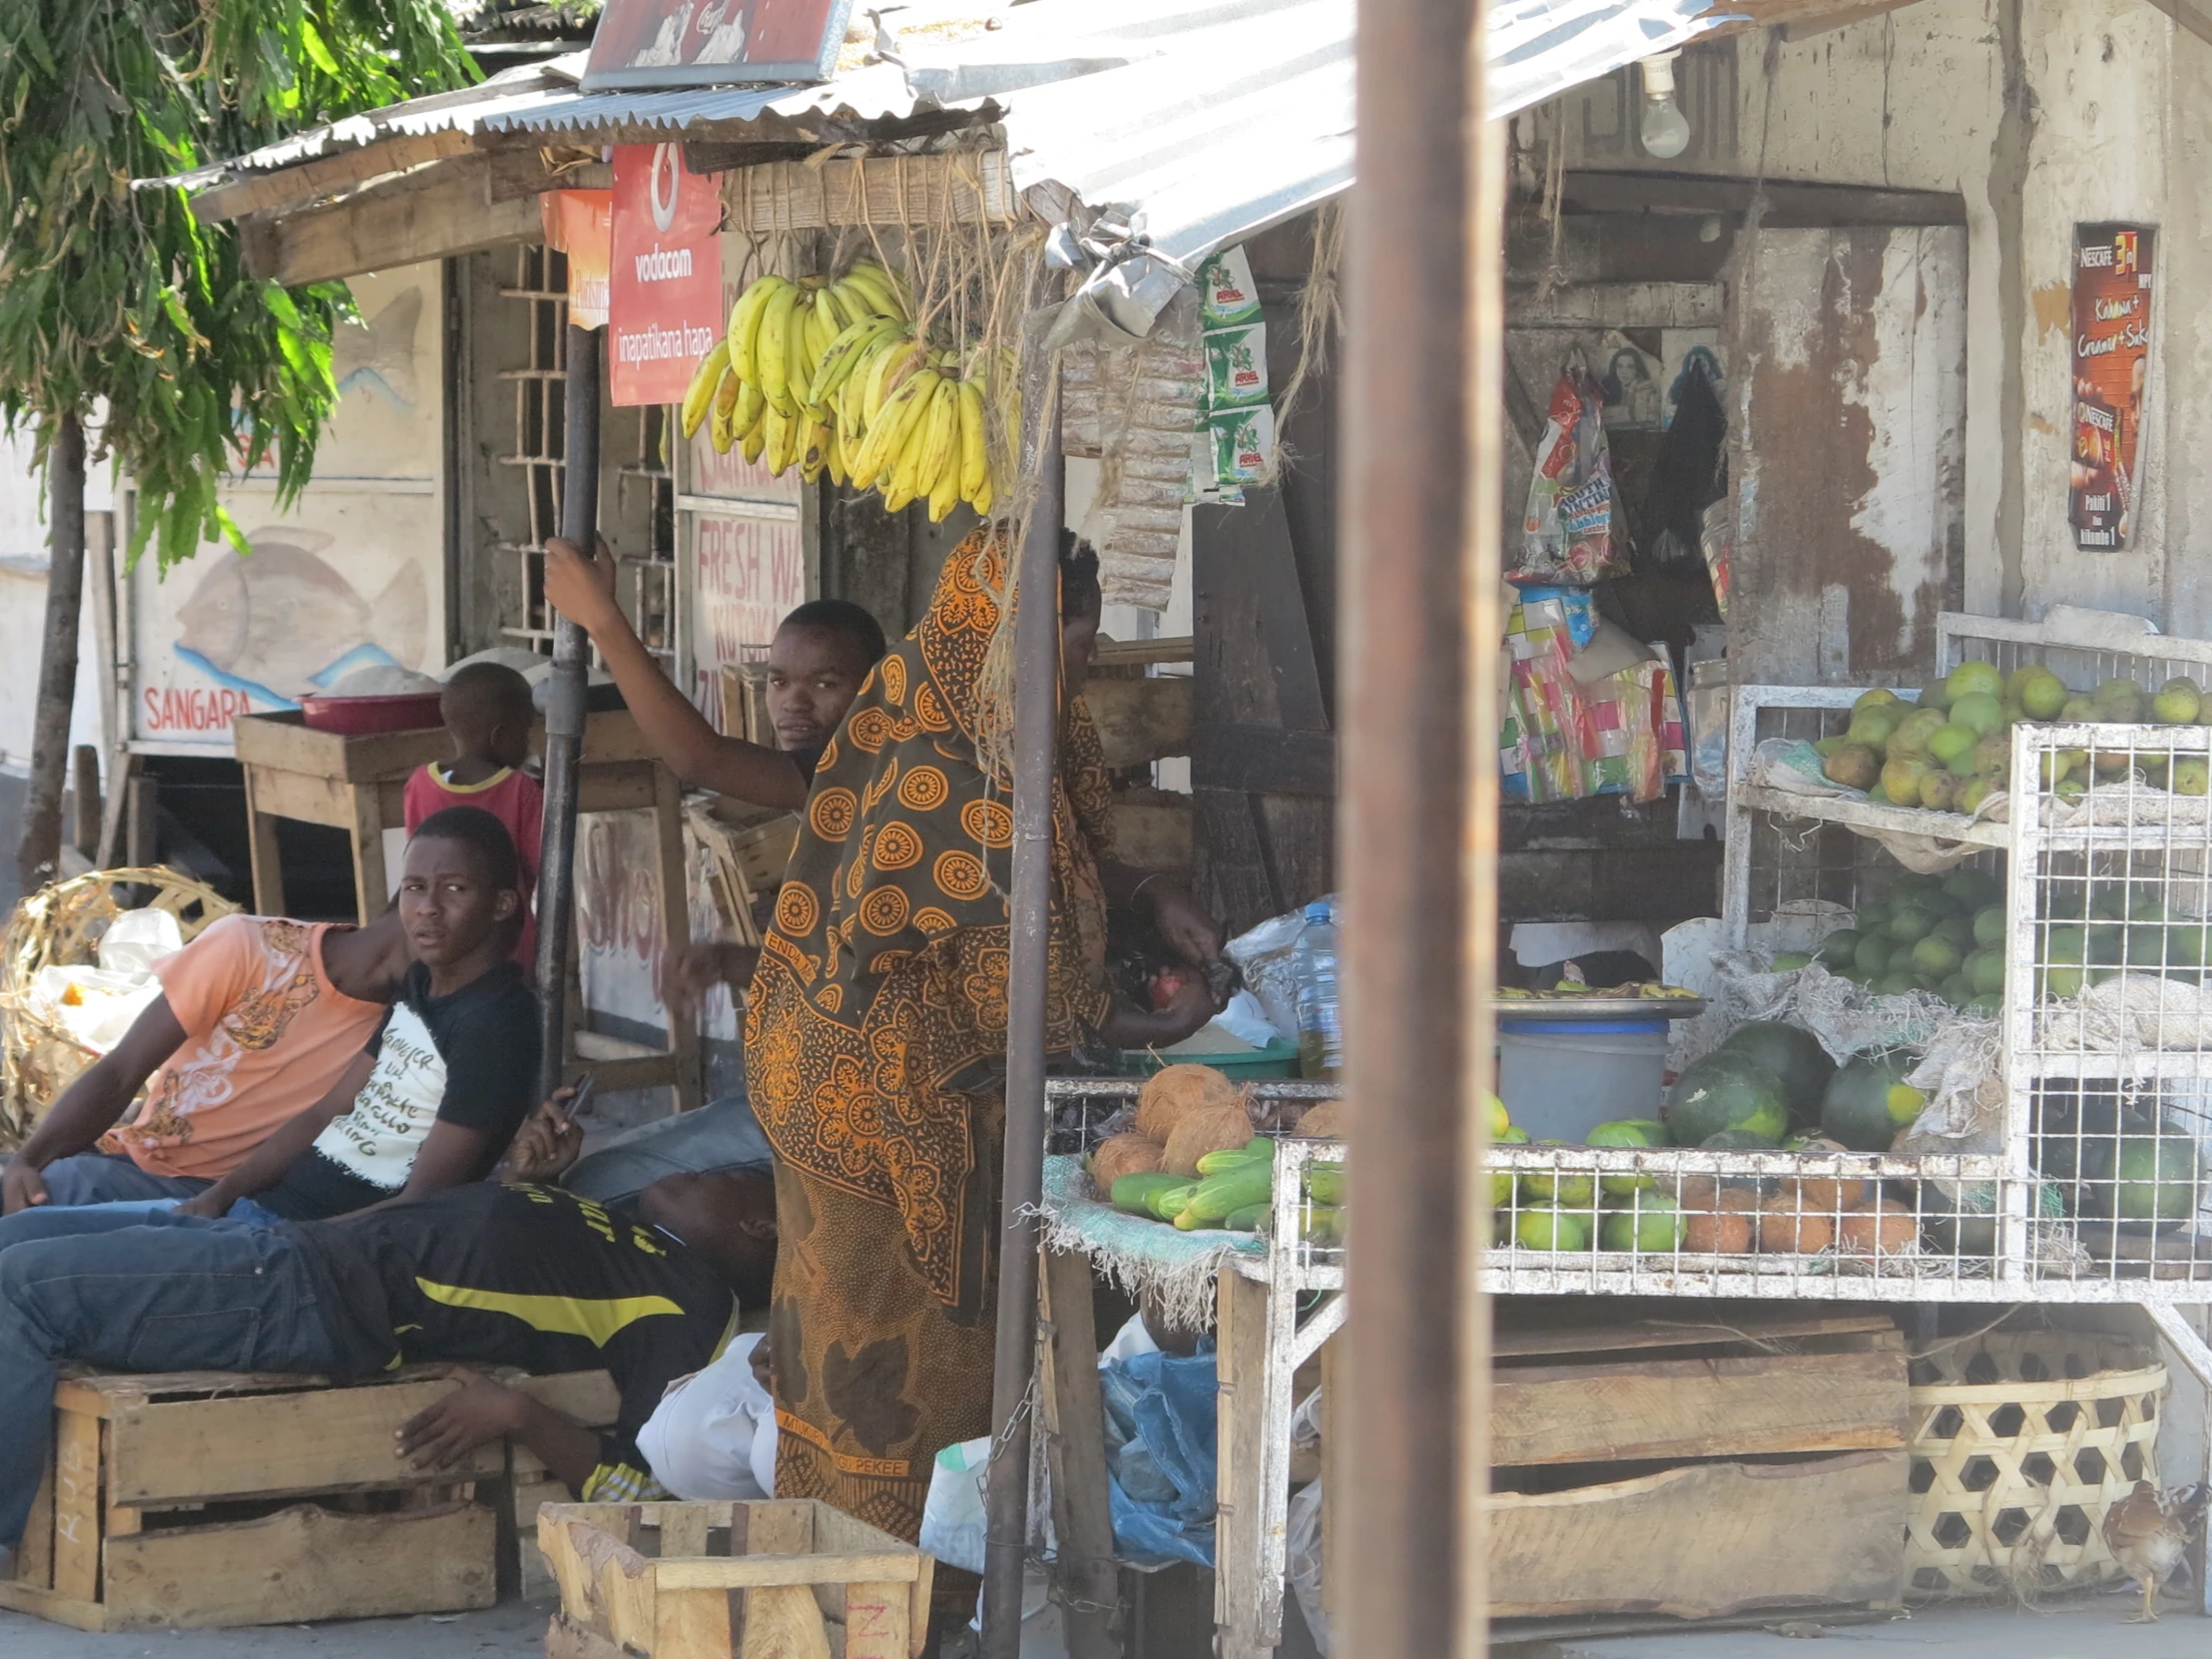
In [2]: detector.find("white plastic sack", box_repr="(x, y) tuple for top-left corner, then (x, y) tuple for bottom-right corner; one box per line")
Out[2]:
(1226, 909), (1309, 1045)
(1212, 991), (1281, 1050)
(1287, 1477), (1330, 1656)
(26, 966), (164, 1055)
(920, 1436), (992, 1576)
(97, 907), (183, 975)
(637, 1333), (777, 1500)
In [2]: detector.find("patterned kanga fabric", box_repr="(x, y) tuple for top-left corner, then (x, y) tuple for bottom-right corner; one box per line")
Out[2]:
(747, 528), (1113, 1544)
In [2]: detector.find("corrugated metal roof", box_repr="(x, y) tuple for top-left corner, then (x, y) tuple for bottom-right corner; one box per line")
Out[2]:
(165, 0), (1744, 266)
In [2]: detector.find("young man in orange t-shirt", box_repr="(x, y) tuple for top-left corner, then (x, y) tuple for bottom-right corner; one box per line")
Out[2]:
(0, 911), (409, 1213)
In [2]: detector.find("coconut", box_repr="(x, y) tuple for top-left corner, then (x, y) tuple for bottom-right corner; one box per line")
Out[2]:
(1684, 1209), (1755, 1254)
(1135, 1063), (1241, 1142)
(1757, 1201), (1836, 1255)
(1091, 1134), (1165, 1197)
(1836, 1202), (1920, 1256)
(1296, 1101), (1347, 1140)
(1161, 1098), (1256, 1177)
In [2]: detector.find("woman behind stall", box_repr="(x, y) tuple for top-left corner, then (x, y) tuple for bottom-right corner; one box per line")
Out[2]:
(745, 529), (1223, 1621)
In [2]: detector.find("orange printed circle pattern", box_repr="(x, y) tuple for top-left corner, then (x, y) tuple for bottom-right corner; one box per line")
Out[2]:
(959, 799), (1012, 849)
(933, 849), (990, 902)
(810, 788), (856, 841)
(896, 766), (950, 813)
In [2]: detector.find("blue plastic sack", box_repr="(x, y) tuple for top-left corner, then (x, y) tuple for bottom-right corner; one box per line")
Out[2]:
(1099, 1347), (1219, 1568)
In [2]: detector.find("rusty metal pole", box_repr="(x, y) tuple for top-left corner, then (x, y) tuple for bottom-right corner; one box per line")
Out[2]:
(981, 360), (1064, 1659)
(536, 324), (601, 1103)
(1341, 1), (1491, 1658)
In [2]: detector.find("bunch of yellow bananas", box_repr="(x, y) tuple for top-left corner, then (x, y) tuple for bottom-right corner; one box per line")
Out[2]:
(679, 261), (1014, 521)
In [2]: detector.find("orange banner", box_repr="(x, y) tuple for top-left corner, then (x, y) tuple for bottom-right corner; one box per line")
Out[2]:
(541, 190), (614, 329)
(608, 145), (724, 407)
(2070, 223), (2155, 551)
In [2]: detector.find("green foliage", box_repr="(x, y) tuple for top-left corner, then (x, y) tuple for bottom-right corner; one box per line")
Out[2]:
(0, 3), (477, 568)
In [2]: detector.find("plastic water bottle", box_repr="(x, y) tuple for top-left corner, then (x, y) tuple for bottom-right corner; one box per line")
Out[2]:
(1294, 898), (1343, 1081)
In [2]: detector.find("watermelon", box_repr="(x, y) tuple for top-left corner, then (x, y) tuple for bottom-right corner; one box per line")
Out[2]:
(1719, 1021), (1837, 1128)
(2083, 1135), (2200, 1223)
(1821, 1052), (1925, 1152)
(1666, 1051), (1789, 1146)
(1702, 1128), (1781, 1150)
(1817, 928), (1864, 970)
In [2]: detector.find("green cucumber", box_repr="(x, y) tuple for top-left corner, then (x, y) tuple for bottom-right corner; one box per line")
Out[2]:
(1180, 1160), (1276, 1226)
(1151, 1182), (1199, 1222)
(1304, 1162), (1347, 1206)
(1223, 1202), (1269, 1232)
(1194, 1142), (1270, 1178)
(1110, 1173), (1188, 1216)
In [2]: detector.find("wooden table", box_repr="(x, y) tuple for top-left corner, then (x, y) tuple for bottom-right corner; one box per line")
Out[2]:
(232, 708), (701, 1108)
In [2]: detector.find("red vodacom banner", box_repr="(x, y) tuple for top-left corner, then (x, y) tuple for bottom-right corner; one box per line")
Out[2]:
(609, 144), (724, 407)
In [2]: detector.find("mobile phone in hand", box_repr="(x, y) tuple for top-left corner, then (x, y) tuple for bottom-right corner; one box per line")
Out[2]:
(562, 1073), (598, 1122)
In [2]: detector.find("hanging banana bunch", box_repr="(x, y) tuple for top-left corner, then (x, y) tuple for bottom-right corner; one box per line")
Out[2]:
(678, 260), (1011, 521)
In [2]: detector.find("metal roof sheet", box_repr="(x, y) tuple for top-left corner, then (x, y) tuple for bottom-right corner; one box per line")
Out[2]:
(163, 0), (1750, 267)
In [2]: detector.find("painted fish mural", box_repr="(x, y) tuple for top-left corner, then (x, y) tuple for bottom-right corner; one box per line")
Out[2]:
(331, 289), (422, 409)
(173, 528), (428, 707)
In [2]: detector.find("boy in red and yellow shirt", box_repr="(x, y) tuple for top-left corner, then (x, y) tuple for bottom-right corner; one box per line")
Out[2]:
(405, 662), (543, 966)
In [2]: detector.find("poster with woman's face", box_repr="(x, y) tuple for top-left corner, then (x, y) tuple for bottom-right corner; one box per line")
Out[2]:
(583, 0), (852, 88)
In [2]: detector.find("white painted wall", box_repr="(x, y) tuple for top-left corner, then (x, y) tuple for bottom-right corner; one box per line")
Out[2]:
(0, 423), (119, 777)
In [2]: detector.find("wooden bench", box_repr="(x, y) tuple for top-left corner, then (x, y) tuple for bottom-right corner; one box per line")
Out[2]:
(0, 1365), (616, 1632)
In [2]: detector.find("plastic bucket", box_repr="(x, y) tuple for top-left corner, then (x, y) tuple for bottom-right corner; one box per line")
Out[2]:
(1496, 1018), (1669, 1143)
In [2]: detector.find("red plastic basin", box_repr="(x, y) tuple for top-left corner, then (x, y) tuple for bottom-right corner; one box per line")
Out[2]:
(297, 691), (446, 736)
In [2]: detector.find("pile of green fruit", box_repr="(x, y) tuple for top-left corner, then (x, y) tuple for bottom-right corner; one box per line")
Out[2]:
(1496, 1115), (1689, 1254)
(1107, 1140), (1346, 1243)
(2034, 877), (2212, 994)
(1810, 866), (2008, 1012)
(1666, 1027), (1926, 1153)
(1816, 660), (2211, 811)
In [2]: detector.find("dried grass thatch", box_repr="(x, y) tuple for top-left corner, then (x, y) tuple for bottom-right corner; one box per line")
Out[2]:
(0, 866), (237, 1148)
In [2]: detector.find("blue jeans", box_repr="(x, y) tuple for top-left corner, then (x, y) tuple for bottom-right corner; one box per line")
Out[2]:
(563, 1094), (772, 1206)
(7, 1152), (213, 1208)
(0, 1196), (285, 1255)
(0, 1210), (338, 1550)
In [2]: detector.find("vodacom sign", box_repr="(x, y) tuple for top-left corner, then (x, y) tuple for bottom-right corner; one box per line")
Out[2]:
(608, 143), (725, 406)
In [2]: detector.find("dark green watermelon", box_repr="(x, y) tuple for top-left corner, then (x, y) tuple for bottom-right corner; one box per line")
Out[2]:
(1719, 1021), (1837, 1128)
(1666, 1051), (1789, 1147)
(1821, 1052), (1924, 1152)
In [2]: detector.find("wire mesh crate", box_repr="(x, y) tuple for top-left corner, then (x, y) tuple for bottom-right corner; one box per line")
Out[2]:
(1722, 684), (2008, 949)
(1479, 1141), (2032, 1300)
(2004, 722), (2212, 1294)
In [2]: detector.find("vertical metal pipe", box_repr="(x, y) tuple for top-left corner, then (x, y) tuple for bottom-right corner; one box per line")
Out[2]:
(536, 324), (601, 1103)
(1341, 4), (1482, 1659)
(981, 362), (1064, 1659)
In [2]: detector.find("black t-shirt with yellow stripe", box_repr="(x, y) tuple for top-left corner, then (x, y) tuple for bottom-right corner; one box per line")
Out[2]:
(287, 1183), (736, 1498)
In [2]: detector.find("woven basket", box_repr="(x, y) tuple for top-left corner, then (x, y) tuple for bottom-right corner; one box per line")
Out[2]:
(0, 866), (238, 1148)
(1905, 1334), (2166, 1598)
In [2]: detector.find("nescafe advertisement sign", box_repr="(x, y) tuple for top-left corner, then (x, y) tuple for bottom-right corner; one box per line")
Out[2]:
(609, 144), (724, 407)
(2069, 223), (2155, 551)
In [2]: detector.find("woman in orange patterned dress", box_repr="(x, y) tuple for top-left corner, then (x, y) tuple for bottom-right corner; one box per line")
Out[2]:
(742, 529), (1223, 1626)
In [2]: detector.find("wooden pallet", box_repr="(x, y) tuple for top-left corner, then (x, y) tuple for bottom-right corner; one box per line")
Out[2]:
(540, 1498), (934, 1659)
(1486, 1306), (1912, 1621)
(0, 1365), (613, 1632)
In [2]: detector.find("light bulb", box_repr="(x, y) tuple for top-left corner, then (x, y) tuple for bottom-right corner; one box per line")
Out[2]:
(1639, 51), (1692, 161)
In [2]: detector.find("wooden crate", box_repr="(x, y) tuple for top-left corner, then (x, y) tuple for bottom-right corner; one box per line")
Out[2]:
(540, 1499), (933, 1659)
(0, 1366), (612, 1632)
(1486, 1307), (1912, 1621)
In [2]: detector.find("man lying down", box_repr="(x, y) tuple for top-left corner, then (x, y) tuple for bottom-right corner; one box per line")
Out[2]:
(0, 1100), (779, 1581)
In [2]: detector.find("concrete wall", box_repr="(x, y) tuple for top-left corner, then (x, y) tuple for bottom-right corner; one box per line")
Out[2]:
(1545, 0), (2212, 643)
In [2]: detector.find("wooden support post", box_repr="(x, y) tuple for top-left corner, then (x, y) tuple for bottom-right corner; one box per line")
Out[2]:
(243, 769), (286, 915)
(70, 746), (100, 860)
(1215, 1267), (1297, 1659)
(347, 784), (388, 923)
(124, 773), (158, 872)
(654, 764), (704, 1112)
(1038, 1248), (1119, 1658)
